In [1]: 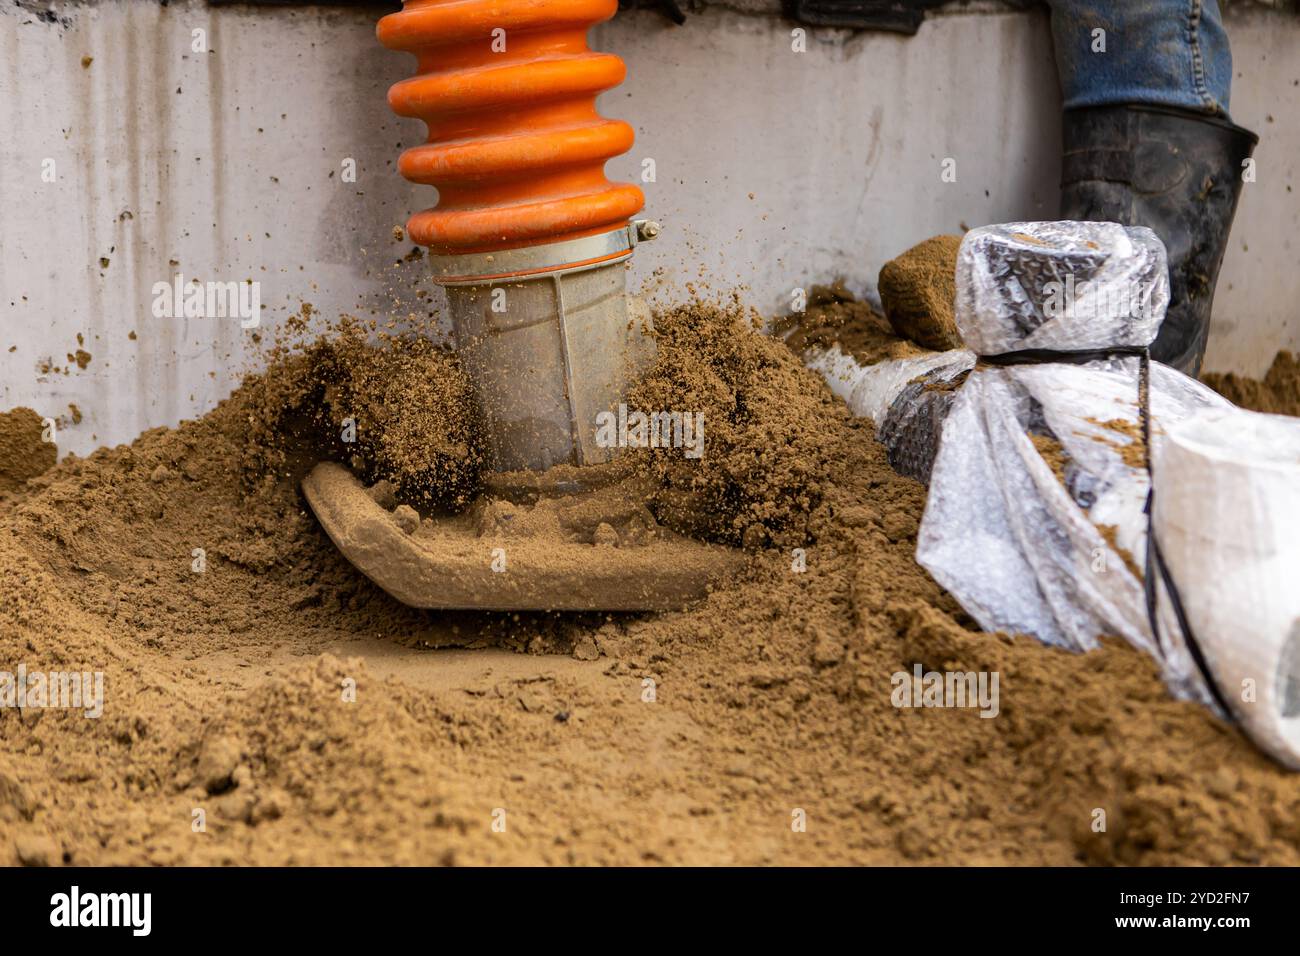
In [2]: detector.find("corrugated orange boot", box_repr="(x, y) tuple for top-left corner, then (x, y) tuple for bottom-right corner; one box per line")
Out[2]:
(377, 0), (660, 472)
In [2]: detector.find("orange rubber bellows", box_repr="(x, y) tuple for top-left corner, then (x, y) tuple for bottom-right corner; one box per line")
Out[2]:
(377, 0), (645, 256)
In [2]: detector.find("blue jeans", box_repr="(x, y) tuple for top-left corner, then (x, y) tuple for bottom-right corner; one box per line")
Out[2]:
(1047, 0), (1233, 116)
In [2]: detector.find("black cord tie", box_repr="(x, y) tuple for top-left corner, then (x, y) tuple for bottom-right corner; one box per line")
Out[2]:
(980, 345), (1234, 716)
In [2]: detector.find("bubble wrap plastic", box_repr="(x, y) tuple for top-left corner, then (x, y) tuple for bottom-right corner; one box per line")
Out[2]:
(955, 221), (1170, 355)
(802, 346), (974, 483)
(800, 222), (1239, 713)
(877, 365), (971, 484)
(919, 221), (1229, 708)
(1154, 407), (1300, 768)
(916, 357), (1233, 709)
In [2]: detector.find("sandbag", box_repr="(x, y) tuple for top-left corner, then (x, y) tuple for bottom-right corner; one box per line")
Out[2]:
(921, 222), (1229, 707)
(803, 220), (1300, 767)
(1154, 406), (1300, 768)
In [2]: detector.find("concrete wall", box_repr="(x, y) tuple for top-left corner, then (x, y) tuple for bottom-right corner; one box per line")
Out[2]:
(1, 0), (1296, 457)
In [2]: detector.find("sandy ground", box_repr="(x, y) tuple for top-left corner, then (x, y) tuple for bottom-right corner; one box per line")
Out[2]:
(2, 301), (1300, 867)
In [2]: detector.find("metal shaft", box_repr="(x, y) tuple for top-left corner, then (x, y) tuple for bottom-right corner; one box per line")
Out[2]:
(433, 223), (659, 473)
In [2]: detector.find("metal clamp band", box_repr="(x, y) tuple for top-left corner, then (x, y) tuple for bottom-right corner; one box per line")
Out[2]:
(429, 220), (661, 286)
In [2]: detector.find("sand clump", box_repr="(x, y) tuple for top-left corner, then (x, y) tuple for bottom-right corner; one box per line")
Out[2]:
(878, 234), (964, 351)
(629, 300), (849, 547)
(237, 315), (483, 511)
(318, 324), (483, 509)
(3, 303), (1300, 866)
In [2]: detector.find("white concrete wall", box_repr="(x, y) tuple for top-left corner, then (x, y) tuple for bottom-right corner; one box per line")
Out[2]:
(1, 0), (1296, 457)
(1205, 6), (1300, 373)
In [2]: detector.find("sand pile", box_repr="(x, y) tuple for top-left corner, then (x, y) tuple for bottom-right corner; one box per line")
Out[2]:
(3, 306), (1300, 866)
(1203, 351), (1300, 418)
(0, 408), (57, 499)
(776, 282), (928, 367)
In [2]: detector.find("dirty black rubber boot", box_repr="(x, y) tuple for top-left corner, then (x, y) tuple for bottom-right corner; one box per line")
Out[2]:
(1060, 105), (1258, 376)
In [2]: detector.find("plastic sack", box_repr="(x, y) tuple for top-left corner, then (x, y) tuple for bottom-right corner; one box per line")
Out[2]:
(802, 346), (973, 482)
(795, 227), (1202, 686)
(954, 220), (1169, 354)
(1154, 406), (1300, 768)
(916, 350), (1232, 708)
(801, 220), (1300, 766)
(916, 221), (1240, 708)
